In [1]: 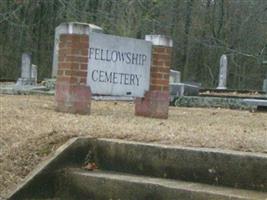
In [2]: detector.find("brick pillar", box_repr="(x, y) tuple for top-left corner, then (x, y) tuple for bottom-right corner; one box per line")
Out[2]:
(135, 35), (173, 119)
(55, 34), (91, 114)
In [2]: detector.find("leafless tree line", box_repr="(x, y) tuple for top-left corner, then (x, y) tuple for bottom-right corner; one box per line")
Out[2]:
(0, 0), (267, 90)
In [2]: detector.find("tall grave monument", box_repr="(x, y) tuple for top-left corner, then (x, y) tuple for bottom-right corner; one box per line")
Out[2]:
(216, 54), (228, 89)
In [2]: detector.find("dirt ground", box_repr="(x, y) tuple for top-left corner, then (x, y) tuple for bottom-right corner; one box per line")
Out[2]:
(0, 94), (267, 198)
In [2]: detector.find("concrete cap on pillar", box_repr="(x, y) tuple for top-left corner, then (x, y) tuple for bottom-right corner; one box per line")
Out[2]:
(56, 22), (103, 35)
(145, 35), (173, 47)
(52, 22), (103, 77)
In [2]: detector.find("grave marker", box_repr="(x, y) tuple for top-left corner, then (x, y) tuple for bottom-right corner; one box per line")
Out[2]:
(263, 79), (267, 93)
(21, 53), (32, 79)
(216, 54), (228, 89)
(16, 53), (36, 86)
(169, 70), (181, 84)
(31, 64), (37, 85)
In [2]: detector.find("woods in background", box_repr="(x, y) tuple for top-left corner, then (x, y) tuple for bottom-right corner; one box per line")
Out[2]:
(1, 0), (267, 90)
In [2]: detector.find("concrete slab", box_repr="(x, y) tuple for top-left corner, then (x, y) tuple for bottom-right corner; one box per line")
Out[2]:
(170, 83), (200, 102)
(243, 99), (267, 111)
(243, 99), (267, 106)
(0, 83), (54, 95)
(173, 96), (252, 110)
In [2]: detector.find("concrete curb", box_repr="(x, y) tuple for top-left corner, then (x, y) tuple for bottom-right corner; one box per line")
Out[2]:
(7, 137), (267, 199)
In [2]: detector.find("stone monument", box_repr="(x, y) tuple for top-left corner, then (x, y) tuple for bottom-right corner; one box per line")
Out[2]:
(169, 70), (181, 84)
(16, 53), (36, 86)
(216, 54), (228, 89)
(31, 64), (37, 85)
(263, 79), (267, 93)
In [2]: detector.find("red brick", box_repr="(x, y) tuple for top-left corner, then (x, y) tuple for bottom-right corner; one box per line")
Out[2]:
(135, 91), (169, 119)
(81, 49), (88, 56)
(59, 48), (87, 56)
(71, 42), (89, 49)
(73, 70), (87, 77)
(152, 59), (164, 66)
(55, 34), (91, 115)
(163, 73), (169, 79)
(150, 85), (162, 91)
(60, 34), (81, 42)
(57, 70), (64, 76)
(157, 54), (171, 60)
(151, 72), (163, 79)
(65, 56), (88, 63)
(153, 47), (166, 53)
(57, 76), (78, 84)
(64, 70), (72, 76)
(58, 62), (79, 70)
(59, 42), (66, 48)
(58, 54), (65, 62)
(80, 36), (89, 43)
(162, 85), (169, 91)
(163, 60), (171, 67)
(80, 77), (87, 84)
(151, 79), (169, 86)
(80, 64), (88, 70)
(151, 67), (170, 73)
(55, 84), (91, 115)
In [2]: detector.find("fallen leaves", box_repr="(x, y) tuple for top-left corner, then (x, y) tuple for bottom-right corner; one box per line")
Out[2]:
(83, 163), (98, 171)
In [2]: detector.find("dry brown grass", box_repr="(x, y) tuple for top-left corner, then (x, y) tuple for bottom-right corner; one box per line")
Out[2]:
(0, 94), (267, 197)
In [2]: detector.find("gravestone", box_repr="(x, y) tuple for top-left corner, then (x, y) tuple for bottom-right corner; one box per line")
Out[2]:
(16, 53), (35, 86)
(216, 54), (228, 89)
(169, 70), (181, 83)
(31, 64), (37, 85)
(21, 53), (31, 79)
(52, 22), (103, 77)
(169, 83), (200, 102)
(169, 71), (200, 101)
(263, 79), (267, 93)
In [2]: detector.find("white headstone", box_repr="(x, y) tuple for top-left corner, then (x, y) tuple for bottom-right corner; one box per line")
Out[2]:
(87, 32), (152, 97)
(263, 79), (267, 93)
(31, 64), (37, 85)
(21, 53), (32, 79)
(16, 53), (35, 86)
(52, 22), (103, 77)
(216, 54), (228, 89)
(169, 70), (181, 83)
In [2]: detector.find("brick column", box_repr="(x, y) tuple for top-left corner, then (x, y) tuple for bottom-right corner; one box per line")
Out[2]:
(55, 34), (91, 114)
(135, 35), (173, 119)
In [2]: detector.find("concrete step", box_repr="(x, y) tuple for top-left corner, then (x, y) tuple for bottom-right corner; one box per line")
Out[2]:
(8, 138), (267, 199)
(59, 168), (267, 200)
(89, 139), (267, 192)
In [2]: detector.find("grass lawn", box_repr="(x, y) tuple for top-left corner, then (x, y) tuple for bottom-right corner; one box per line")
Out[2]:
(0, 94), (267, 197)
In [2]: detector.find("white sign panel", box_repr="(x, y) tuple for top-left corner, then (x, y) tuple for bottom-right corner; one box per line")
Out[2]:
(87, 32), (152, 97)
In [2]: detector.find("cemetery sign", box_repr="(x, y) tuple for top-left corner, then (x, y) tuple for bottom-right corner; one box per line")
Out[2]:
(87, 32), (152, 97)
